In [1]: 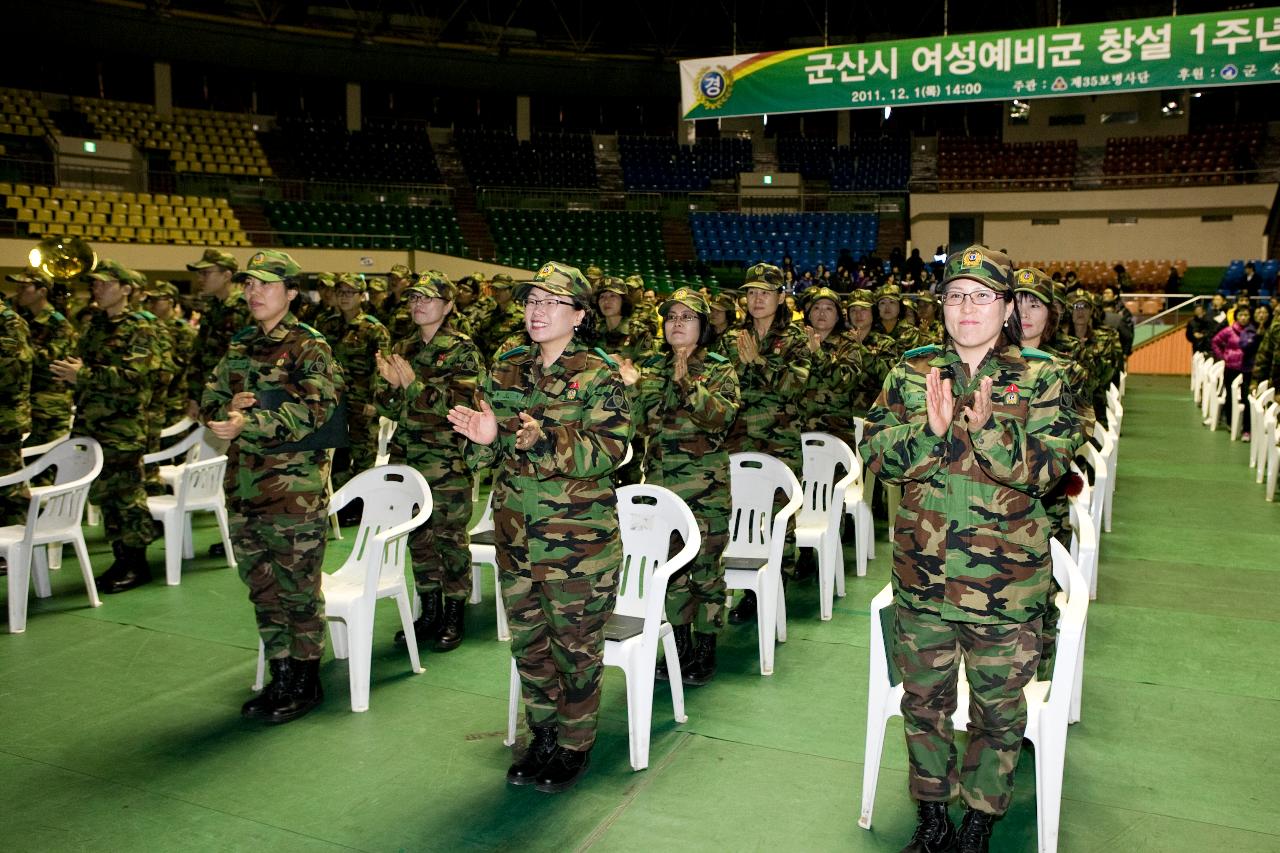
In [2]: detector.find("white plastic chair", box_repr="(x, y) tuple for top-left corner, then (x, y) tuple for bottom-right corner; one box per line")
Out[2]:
(848, 417), (875, 562)
(20, 432), (71, 461)
(0, 439), (104, 633)
(374, 417), (397, 467)
(146, 455), (235, 585)
(724, 452), (802, 676)
(502, 484), (698, 771)
(1105, 384), (1124, 435)
(252, 466), (431, 712)
(1080, 446), (1108, 552)
(1258, 402), (1278, 485)
(142, 425), (224, 490)
(1248, 385), (1274, 469)
(1266, 415), (1280, 503)
(1091, 421), (1119, 534)
(858, 539), (1088, 853)
(1203, 360), (1225, 428)
(466, 490), (508, 641)
(158, 416), (197, 440)
(1228, 374), (1245, 441)
(797, 432), (858, 620)
(1190, 352), (1206, 401)
(6, 437), (103, 572)
(1067, 492), (1100, 603)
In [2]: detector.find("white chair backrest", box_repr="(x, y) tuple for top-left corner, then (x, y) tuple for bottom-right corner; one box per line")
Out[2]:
(159, 416), (197, 440)
(34, 438), (103, 487)
(376, 417), (397, 461)
(1066, 493), (1099, 595)
(20, 432), (71, 461)
(612, 484), (700, 622)
(142, 425), (207, 466)
(25, 458), (104, 544)
(1083, 444), (1108, 529)
(330, 466), (432, 594)
(798, 431), (858, 527)
(175, 455), (228, 506)
(1045, 539), (1089, 706)
(726, 452), (802, 560)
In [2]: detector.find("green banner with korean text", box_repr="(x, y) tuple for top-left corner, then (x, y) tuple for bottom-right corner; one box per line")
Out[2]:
(679, 9), (1280, 119)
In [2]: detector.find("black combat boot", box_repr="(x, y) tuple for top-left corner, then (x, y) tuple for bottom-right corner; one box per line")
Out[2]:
(99, 544), (153, 594)
(434, 596), (466, 652)
(655, 623), (693, 682)
(395, 588), (443, 646)
(266, 658), (323, 725)
(683, 631), (718, 686)
(506, 725), (558, 786)
(241, 658), (291, 720)
(728, 589), (757, 624)
(900, 800), (957, 853)
(93, 541), (128, 589)
(955, 808), (995, 853)
(535, 746), (591, 793)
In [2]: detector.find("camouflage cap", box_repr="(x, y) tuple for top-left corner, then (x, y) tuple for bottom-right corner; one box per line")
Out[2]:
(625, 274), (646, 290)
(844, 289), (875, 308)
(1012, 267), (1054, 306)
(125, 268), (148, 288)
(1051, 280), (1069, 307)
(743, 262), (784, 291)
(941, 245), (1013, 293)
(6, 267), (53, 286)
(314, 272), (336, 287)
(366, 275), (387, 293)
(490, 272), (516, 290)
(186, 247), (238, 272)
(596, 276), (629, 298)
(659, 287), (710, 318)
(406, 270), (456, 302)
(874, 282), (903, 302)
(709, 291), (738, 312)
(388, 263), (413, 280)
(515, 260), (592, 304)
(1067, 286), (1097, 308)
(801, 286), (843, 310)
(234, 250), (301, 284)
(585, 264), (605, 282)
(915, 289), (938, 305)
(87, 258), (130, 283)
(335, 272), (366, 293)
(147, 280), (180, 299)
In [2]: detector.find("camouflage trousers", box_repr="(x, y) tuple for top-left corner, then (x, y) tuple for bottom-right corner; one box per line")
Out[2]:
(232, 512), (328, 661)
(893, 603), (1041, 816)
(407, 481), (473, 600)
(503, 567), (618, 752)
(0, 436), (28, 527)
(27, 395), (73, 446)
(334, 408), (379, 489)
(666, 510), (728, 634)
(89, 447), (155, 549)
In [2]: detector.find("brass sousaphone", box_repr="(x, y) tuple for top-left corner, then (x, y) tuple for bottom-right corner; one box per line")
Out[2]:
(28, 235), (97, 315)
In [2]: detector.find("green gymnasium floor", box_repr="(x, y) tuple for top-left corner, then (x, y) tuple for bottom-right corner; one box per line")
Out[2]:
(3, 374), (1278, 852)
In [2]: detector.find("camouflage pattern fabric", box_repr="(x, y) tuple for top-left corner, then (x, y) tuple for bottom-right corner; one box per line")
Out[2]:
(24, 302), (76, 445)
(595, 316), (655, 363)
(1251, 320), (1280, 390)
(161, 317), (198, 426)
(233, 512), (328, 661)
(75, 310), (158, 453)
(469, 337), (631, 752)
(90, 447), (155, 548)
(893, 603), (1042, 816)
(376, 326), (484, 600)
(476, 299), (526, 361)
(631, 348), (740, 633)
(0, 298), (33, 523)
(802, 332), (866, 445)
(864, 343), (1079, 624)
(376, 295), (417, 344)
(503, 567), (618, 751)
(459, 293), (495, 339)
(200, 311), (340, 516)
(188, 289), (250, 403)
(322, 310), (390, 487)
(713, 320), (811, 469)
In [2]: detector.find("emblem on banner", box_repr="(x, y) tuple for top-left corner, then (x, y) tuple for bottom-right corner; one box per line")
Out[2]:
(695, 66), (734, 110)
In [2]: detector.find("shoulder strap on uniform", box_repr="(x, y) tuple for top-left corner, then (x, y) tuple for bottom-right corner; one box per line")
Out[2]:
(902, 344), (941, 359)
(296, 322), (326, 340)
(231, 325), (257, 343)
(498, 344), (529, 361)
(134, 310), (157, 321)
(592, 347), (619, 368)
(1021, 346), (1052, 360)
(706, 351), (729, 363)
(641, 354), (664, 368)
(49, 309), (66, 323)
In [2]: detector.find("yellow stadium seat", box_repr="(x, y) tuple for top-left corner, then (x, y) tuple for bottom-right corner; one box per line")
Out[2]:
(0, 183), (11, 195)
(32, 185), (49, 198)
(145, 214), (160, 228)
(103, 225), (118, 239)
(15, 184), (31, 196)
(53, 210), (71, 224)
(119, 227), (135, 239)
(67, 224), (84, 236)
(137, 228), (153, 242)
(43, 224), (64, 236)
(73, 212), (89, 224)
(128, 214), (143, 227)
(138, 192), (152, 204)
(16, 208), (34, 222)
(91, 213), (107, 226)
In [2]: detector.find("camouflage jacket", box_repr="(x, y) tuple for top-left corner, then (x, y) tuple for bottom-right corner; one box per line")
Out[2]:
(188, 289), (251, 402)
(1062, 326), (1122, 406)
(134, 310), (172, 438)
(24, 303), (76, 410)
(596, 316), (655, 363)
(713, 320), (811, 467)
(75, 310), (159, 451)
(375, 326), (484, 482)
(631, 348), (740, 509)
(878, 320), (923, 360)
(469, 338), (633, 580)
(201, 312), (340, 516)
(322, 311), (391, 409)
(865, 343), (1079, 624)
(1042, 332), (1095, 438)
(477, 300), (526, 360)
(377, 295), (417, 344)
(0, 300), (33, 438)
(802, 331), (866, 444)
(1251, 320), (1280, 390)
(161, 317), (198, 425)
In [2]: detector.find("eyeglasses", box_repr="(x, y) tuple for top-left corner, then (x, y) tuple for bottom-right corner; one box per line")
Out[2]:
(941, 290), (1001, 307)
(666, 312), (700, 325)
(335, 289), (361, 297)
(522, 298), (575, 310)
(242, 279), (286, 291)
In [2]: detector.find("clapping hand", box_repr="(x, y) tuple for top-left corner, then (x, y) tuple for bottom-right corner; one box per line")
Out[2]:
(736, 329), (760, 364)
(447, 399), (498, 445)
(962, 376), (993, 433)
(514, 412), (544, 451)
(618, 358), (640, 387)
(924, 367), (955, 437)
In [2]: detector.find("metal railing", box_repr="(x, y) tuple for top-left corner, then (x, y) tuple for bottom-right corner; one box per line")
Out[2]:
(911, 167), (1269, 193)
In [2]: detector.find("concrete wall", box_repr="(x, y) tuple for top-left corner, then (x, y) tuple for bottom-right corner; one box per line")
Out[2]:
(1003, 91), (1189, 145)
(909, 183), (1275, 266)
(0, 239), (532, 293)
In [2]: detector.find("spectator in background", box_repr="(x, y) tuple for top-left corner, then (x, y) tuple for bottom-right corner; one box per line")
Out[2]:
(1185, 302), (1215, 355)
(1209, 293), (1230, 332)
(1100, 285), (1135, 357)
(1212, 304), (1255, 434)
(1255, 303), (1271, 337)
(1240, 262), (1260, 298)
(904, 247), (925, 286)
(1166, 265), (1181, 292)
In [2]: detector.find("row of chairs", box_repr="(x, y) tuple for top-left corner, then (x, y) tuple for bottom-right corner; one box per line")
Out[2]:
(1194, 350), (1280, 500)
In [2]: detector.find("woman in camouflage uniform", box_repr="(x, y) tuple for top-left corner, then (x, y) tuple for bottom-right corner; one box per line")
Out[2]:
(593, 276), (654, 362)
(865, 246), (1078, 853)
(618, 288), (740, 686)
(449, 261), (632, 794)
(799, 286), (864, 446)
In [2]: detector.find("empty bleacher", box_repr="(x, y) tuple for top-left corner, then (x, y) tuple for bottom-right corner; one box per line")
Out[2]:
(777, 136), (909, 191)
(1221, 259), (1278, 295)
(455, 129), (596, 189)
(262, 200), (465, 252)
(259, 116), (442, 184)
(1023, 259), (1188, 291)
(618, 136), (752, 191)
(937, 136), (1077, 190)
(689, 211), (879, 271)
(0, 88), (56, 137)
(2, 182), (248, 246)
(1103, 125), (1264, 187)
